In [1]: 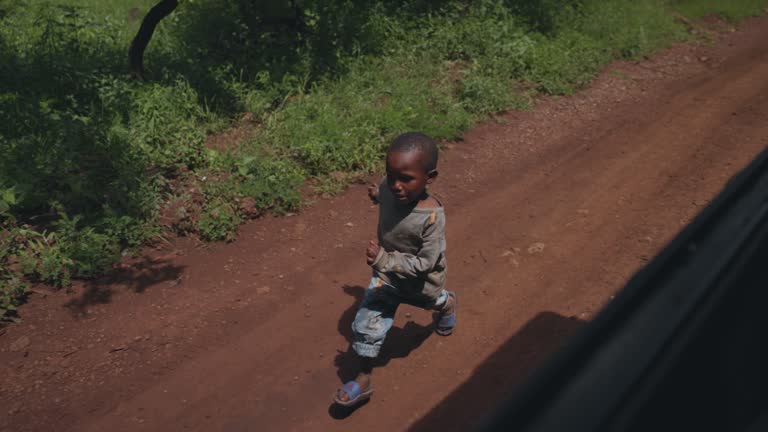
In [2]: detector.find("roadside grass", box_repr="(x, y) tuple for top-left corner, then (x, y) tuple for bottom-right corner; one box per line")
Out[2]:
(673, 0), (768, 21)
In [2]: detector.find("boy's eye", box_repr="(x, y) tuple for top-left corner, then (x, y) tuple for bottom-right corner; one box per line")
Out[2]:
(386, 174), (412, 183)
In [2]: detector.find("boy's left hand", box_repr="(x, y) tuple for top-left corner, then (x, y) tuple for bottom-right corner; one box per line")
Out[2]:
(366, 240), (380, 264)
(367, 183), (380, 204)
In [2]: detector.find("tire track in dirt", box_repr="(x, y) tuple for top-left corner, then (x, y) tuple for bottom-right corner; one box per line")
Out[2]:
(2, 16), (768, 432)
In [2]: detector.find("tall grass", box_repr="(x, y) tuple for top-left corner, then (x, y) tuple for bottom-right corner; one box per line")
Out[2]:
(673, 0), (768, 20)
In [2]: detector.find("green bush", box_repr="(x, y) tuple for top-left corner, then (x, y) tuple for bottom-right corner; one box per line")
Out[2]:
(460, 70), (529, 113)
(55, 215), (120, 278)
(196, 198), (241, 242)
(0, 189), (28, 317)
(130, 80), (207, 173)
(673, 0), (768, 20)
(18, 214), (119, 286)
(234, 154), (305, 212)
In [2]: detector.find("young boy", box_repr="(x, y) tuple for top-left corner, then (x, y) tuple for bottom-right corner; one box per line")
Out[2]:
(333, 132), (457, 407)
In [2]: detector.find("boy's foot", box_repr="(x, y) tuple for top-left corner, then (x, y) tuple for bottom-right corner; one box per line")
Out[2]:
(435, 291), (457, 336)
(334, 374), (373, 406)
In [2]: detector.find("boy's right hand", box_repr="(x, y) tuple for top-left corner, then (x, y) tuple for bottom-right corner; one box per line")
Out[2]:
(367, 183), (380, 204)
(366, 240), (380, 264)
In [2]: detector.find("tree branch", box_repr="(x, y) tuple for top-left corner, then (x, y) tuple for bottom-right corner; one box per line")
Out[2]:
(128, 0), (179, 80)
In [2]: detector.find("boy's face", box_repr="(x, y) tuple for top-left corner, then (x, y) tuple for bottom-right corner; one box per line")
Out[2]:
(385, 150), (437, 205)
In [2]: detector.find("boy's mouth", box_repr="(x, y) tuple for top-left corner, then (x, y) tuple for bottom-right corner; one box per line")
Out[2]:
(390, 189), (407, 200)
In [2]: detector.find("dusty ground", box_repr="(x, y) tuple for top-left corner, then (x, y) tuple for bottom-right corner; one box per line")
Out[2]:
(2, 15), (768, 432)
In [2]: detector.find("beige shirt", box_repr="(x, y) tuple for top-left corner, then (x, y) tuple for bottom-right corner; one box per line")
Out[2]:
(370, 181), (447, 300)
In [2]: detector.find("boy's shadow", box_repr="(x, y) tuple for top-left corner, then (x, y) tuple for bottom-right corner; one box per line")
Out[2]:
(329, 284), (433, 419)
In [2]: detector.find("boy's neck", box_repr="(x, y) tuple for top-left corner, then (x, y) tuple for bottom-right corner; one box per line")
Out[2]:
(415, 192), (441, 209)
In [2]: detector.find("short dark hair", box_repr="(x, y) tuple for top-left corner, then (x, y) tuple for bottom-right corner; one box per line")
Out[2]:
(388, 132), (439, 172)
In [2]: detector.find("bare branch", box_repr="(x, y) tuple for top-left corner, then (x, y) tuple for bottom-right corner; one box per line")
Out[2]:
(128, 0), (179, 80)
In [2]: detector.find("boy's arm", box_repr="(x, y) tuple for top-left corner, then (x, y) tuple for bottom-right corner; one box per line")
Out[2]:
(370, 212), (444, 278)
(368, 183), (380, 204)
(368, 177), (386, 204)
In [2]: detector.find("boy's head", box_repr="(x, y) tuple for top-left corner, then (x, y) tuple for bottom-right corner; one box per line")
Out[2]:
(385, 132), (439, 204)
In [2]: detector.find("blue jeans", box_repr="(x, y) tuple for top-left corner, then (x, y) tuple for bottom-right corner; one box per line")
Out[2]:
(352, 274), (448, 358)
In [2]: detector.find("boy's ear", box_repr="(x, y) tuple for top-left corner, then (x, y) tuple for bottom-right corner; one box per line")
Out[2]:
(427, 169), (438, 184)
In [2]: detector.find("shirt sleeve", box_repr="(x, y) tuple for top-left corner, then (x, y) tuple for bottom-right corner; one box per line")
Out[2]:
(371, 211), (445, 278)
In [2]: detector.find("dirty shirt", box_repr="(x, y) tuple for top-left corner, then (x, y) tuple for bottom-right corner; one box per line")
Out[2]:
(370, 181), (447, 301)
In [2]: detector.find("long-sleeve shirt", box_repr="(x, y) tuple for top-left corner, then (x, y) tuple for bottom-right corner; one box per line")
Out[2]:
(370, 181), (447, 300)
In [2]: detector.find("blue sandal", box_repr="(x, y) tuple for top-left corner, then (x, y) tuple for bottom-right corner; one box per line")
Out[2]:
(436, 291), (457, 336)
(333, 381), (374, 407)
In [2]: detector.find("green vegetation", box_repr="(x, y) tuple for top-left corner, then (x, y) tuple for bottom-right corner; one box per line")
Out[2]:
(1, 0), (766, 317)
(673, 0), (768, 20)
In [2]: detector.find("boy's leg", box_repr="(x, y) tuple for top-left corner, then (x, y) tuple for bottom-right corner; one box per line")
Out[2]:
(351, 285), (399, 357)
(335, 277), (399, 404)
(434, 290), (455, 312)
(400, 288), (457, 335)
(432, 289), (457, 336)
(411, 289), (454, 314)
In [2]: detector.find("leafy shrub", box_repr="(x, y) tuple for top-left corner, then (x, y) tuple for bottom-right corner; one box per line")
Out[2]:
(130, 79), (207, 173)
(673, 0), (768, 21)
(234, 154), (305, 212)
(196, 198), (241, 242)
(459, 70), (528, 113)
(18, 230), (73, 287)
(0, 188), (27, 317)
(18, 214), (119, 286)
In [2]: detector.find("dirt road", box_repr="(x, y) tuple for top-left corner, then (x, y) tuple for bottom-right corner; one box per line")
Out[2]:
(2, 15), (767, 432)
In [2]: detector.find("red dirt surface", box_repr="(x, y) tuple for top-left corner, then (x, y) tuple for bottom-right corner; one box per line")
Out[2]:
(2, 15), (768, 432)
